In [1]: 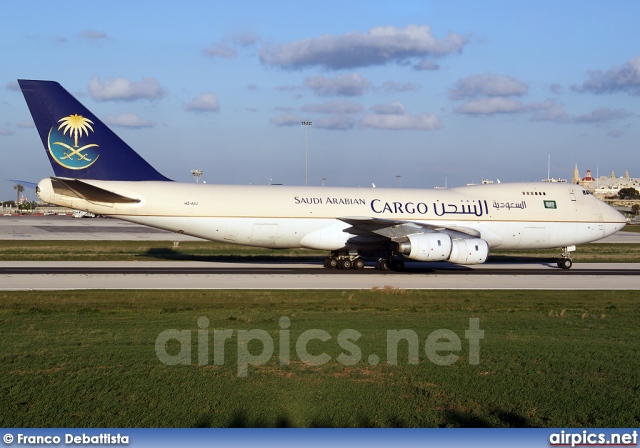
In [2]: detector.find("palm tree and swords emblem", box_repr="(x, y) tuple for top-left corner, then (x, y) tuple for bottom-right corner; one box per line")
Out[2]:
(48, 114), (100, 170)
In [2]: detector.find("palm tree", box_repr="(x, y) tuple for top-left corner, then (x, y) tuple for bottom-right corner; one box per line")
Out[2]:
(14, 184), (24, 207)
(58, 114), (94, 148)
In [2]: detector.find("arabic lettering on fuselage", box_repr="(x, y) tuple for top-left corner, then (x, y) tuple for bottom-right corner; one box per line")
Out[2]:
(432, 200), (489, 217)
(492, 200), (527, 211)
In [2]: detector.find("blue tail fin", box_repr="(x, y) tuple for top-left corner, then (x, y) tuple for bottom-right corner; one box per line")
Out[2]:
(18, 79), (171, 181)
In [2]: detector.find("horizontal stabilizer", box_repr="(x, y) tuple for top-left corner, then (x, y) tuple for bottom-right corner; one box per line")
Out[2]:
(8, 179), (39, 190)
(50, 177), (140, 204)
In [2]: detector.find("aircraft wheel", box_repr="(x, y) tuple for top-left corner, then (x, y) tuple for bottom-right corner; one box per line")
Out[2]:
(325, 257), (338, 269)
(340, 258), (353, 270)
(353, 258), (365, 270)
(376, 258), (391, 271)
(390, 260), (405, 271)
(559, 258), (573, 270)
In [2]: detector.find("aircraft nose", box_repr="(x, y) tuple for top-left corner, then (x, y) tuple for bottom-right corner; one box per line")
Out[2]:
(599, 200), (627, 236)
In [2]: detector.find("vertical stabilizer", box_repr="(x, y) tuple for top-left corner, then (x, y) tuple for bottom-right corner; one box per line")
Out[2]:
(18, 79), (171, 181)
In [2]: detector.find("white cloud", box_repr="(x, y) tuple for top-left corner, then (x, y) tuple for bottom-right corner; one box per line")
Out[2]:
(549, 83), (563, 94)
(377, 81), (420, 93)
(270, 114), (303, 127)
(360, 101), (442, 130)
(260, 24), (467, 70)
(304, 73), (371, 97)
(574, 107), (633, 123)
(530, 100), (633, 124)
(301, 101), (363, 115)
(80, 29), (108, 41)
(455, 97), (527, 115)
(203, 42), (237, 59)
(450, 73), (528, 100)
(0, 127), (13, 136)
(314, 116), (357, 130)
(88, 76), (166, 102)
(574, 54), (640, 96)
(185, 92), (220, 112)
(530, 100), (571, 122)
(275, 85), (302, 94)
(232, 32), (260, 47)
(370, 101), (407, 115)
(414, 59), (440, 71)
(103, 113), (154, 129)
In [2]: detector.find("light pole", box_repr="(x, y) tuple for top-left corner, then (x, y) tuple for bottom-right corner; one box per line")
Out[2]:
(396, 174), (401, 187)
(191, 169), (203, 183)
(321, 177), (326, 187)
(301, 121), (312, 186)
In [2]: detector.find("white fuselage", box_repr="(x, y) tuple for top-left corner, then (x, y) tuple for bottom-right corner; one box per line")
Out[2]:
(36, 179), (626, 251)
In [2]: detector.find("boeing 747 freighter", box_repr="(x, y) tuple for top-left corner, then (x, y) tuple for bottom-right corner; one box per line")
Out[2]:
(18, 80), (627, 271)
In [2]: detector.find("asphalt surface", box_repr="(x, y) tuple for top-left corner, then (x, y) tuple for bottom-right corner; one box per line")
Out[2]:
(1, 262), (639, 276)
(1, 215), (638, 290)
(1, 261), (638, 290)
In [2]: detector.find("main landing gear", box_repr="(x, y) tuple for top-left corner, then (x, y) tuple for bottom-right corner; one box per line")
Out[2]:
(323, 252), (366, 270)
(375, 258), (404, 272)
(323, 250), (405, 271)
(556, 245), (575, 270)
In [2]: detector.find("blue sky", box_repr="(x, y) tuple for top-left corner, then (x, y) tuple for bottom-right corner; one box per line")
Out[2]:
(2, 0), (639, 201)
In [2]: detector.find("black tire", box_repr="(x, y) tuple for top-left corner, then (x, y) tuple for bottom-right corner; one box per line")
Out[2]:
(340, 258), (353, 270)
(391, 260), (405, 271)
(378, 258), (391, 271)
(560, 258), (572, 270)
(328, 257), (339, 269)
(353, 258), (365, 270)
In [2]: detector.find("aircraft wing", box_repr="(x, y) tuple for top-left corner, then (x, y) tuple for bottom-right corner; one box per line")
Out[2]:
(338, 216), (481, 240)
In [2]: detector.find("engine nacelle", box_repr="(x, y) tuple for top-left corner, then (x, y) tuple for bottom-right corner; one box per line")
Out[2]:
(448, 238), (489, 264)
(399, 233), (489, 265)
(398, 233), (453, 261)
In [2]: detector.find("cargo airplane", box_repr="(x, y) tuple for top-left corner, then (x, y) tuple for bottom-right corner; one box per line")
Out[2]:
(19, 80), (627, 271)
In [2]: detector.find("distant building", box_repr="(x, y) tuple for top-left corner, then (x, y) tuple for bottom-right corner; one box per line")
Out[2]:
(572, 164), (640, 198)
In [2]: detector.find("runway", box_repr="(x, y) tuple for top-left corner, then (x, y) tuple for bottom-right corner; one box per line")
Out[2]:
(2, 215), (638, 290)
(1, 261), (638, 290)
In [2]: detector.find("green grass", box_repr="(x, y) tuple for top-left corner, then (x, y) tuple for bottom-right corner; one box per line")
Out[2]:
(0, 240), (325, 262)
(622, 224), (640, 233)
(1, 240), (639, 262)
(1, 290), (638, 427)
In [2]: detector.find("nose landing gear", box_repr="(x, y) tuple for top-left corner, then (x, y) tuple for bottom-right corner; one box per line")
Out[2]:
(556, 245), (575, 269)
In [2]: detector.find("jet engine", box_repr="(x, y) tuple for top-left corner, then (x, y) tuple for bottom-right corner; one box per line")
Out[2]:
(447, 238), (489, 264)
(397, 233), (453, 261)
(398, 233), (489, 265)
